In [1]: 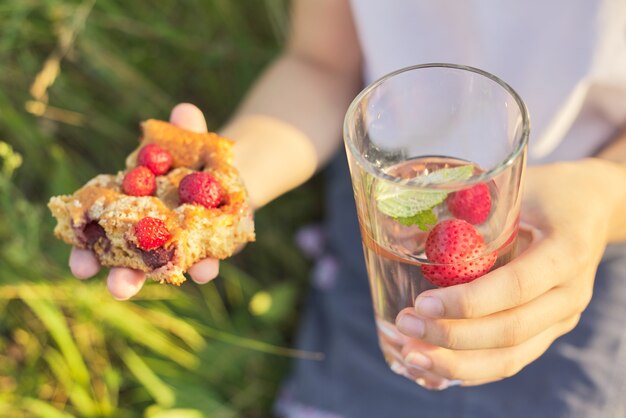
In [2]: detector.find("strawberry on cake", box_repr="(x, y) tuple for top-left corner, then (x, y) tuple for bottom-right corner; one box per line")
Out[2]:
(48, 119), (255, 285)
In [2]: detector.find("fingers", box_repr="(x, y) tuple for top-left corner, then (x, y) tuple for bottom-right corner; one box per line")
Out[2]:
(69, 247), (101, 279)
(169, 103), (221, 286)
(389, 353), (455, 390)
(410, 371), (459, 391)
(107, 268), (146, 300)
(415, 235), (577, 320)
(70, 104), (213, 300)
(401, 314), (580, 383)
(397, 284), (588, 349)
(188, 258), (220, 284)
(169, 103), (208, 133)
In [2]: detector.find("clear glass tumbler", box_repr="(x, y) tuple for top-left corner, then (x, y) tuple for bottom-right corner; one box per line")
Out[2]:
(343, 64), (530, 383)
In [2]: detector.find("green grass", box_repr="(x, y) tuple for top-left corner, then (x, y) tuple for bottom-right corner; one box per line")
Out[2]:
(0, 1), (323, 416)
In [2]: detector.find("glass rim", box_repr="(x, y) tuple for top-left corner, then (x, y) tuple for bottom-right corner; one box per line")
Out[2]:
(343, 63), (530, 190)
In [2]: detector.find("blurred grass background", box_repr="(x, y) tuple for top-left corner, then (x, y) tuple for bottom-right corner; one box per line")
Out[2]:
(0, 0), (324, 416)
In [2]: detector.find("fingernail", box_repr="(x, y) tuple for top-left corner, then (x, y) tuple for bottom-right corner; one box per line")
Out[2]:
(446, 379), (463, 388)
(405, 351), (432, 370)
(396, 314), (425, 338)
(434, 380), (450, 391)
(415, 296), (444, 318)
(390, 360), (408, 377)
(435, 379), (463, 391)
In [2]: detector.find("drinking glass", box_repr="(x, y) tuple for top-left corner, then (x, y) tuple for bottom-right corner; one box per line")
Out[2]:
(343, 63), (530, 385)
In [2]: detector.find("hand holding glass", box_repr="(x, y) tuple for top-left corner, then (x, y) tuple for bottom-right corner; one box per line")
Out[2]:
(343, 64), (529, 383)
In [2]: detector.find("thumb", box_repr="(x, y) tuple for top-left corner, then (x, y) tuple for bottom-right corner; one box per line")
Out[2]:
(169, 103), (208, 133)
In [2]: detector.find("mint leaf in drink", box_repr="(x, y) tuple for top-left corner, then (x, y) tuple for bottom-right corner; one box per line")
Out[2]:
(393, 208), (438, 231)
(375, 164), (474, 218)
(376, 188), (447, 218)
(419, 164), (474, 184)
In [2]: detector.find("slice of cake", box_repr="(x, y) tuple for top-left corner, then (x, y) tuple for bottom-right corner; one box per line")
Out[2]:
(48, 119), (255, 285)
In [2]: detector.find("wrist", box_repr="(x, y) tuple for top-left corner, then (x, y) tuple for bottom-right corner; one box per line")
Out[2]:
(220, 115), (317, 209)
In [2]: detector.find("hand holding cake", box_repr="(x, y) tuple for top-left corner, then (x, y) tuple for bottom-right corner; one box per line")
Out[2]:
(48, 104), (255, 298)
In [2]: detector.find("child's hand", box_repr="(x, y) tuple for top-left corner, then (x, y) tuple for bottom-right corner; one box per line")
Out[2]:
(396, 159), (625, 388)
(68, 104), (221, 300)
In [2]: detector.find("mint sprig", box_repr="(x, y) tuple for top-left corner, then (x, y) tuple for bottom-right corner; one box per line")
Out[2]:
(375, 164), (473, 228)
(393, 208), (438, 231)
(376, 187), (447, 218)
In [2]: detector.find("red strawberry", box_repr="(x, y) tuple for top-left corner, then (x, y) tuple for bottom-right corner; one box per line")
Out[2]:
(446, 183), (492, 224)
(134, 217), (171, 250)
(123, 166), (156, 196)
(178, 172), (224, 208)
(421, 219), (496, 287)
(138, 143), (172, 175)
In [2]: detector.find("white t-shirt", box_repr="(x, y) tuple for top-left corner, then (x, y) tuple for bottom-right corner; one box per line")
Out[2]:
(349, 0), (626, 164)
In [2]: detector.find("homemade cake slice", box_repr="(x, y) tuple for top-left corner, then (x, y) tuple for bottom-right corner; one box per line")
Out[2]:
(48, 119), (255, 285)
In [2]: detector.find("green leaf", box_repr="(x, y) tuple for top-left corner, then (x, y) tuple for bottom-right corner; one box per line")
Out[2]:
(376, 187), (447, 218)
(419, 164), (474, 184)
(393, 208), (438, 231)
(18, 286), (91, 387)
(20, 397), (76, 418)
(146, 408), (205, 418)
(375, 165), (473, 218)
(120, 346), (175, 407)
